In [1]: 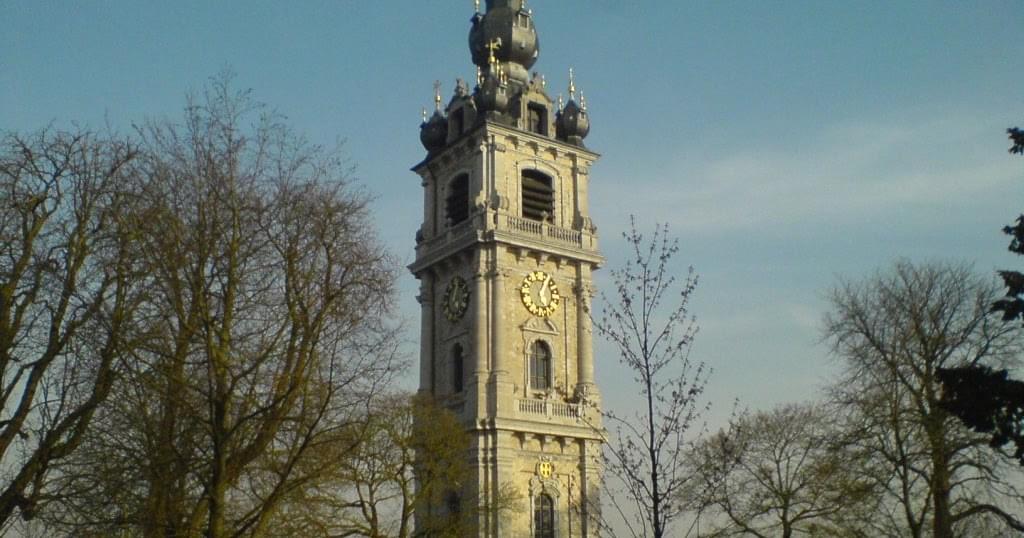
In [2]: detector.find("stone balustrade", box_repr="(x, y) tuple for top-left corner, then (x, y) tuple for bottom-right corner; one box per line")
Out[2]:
(517, 398), (581, 421)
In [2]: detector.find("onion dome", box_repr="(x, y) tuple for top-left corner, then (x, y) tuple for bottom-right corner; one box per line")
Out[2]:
(469, 0), (539, 86)
(557, 100), (589, 145)
(420, 110), (448, 153)
(420, 82), (448, 153)
(556, 70), (590, 146)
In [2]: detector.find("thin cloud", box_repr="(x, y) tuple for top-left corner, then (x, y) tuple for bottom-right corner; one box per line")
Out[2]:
(598, 111), (1020, 235)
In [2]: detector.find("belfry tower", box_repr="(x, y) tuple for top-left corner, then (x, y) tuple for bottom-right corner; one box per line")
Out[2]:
(410, 1), (603, 536)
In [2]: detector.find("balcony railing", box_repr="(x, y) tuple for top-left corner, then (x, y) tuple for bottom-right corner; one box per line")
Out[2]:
(503, 215), (584, 248)
(417, 212), (595, 254)
(517, 398), (581, 421)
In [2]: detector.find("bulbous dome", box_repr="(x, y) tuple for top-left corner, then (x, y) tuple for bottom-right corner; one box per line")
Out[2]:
(469, 0), (539, 85)
(556, 100), (590, 145)
(420, 111), (448, 153)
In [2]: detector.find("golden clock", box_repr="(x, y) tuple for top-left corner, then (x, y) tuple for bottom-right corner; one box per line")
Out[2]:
(520, 271), (561, 317)
(443, 276), (470, 322)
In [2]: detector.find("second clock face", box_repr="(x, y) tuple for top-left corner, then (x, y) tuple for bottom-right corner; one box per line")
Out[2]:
(443, 276), (470, 322)
(520, 271), (561, 317)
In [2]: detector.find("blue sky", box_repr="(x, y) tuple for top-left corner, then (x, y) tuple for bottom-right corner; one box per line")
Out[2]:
(4, 0), (1024, 420)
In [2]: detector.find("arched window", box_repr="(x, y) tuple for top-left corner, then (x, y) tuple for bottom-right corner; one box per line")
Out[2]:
(521, 170), (553, 222)
(446, 174), (470, 225)
(452, 344), (465, 394)
(527, 102), (548, 136)
(529, 341), (551, 391)
(534, 494), (555, 538)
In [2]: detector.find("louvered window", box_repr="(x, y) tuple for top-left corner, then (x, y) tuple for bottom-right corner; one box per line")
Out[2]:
(522, 170), (553, 221)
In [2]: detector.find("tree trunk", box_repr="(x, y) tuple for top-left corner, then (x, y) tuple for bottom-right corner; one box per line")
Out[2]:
(931, 441), (954, 538)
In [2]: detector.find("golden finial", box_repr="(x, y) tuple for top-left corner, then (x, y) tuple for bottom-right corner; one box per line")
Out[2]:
(486, 38), (502, 68)
(474, 0), (480, 13)
(433, 80), (442, 111)
(476, 66), (484, 86)
(558, 93), (564, 111)
(422, 107), (427, 123)
(541, 74), (546, 88)
(580, 91), (587, 112)
(568, 68), (577, 101)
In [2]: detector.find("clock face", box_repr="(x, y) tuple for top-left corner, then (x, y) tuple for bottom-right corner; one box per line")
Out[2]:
(443, 276), (470, 322)
(520, 271), (561, 317)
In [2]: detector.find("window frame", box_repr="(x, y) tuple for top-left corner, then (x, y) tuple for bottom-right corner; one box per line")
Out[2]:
(534, 493), (556, 538)
(529, 340), (552, 391)
(527, 102), (548, 136)
(452, 343), (465, 394)
(445, 174), (470, 226)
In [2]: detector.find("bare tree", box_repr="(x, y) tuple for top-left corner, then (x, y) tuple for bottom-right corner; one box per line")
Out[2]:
(592, 218), (709, 538)
(825, 260), (1024, 538)
(0, 128), (141, 530)
(37, 74), (399, 538)
(687, 403), (876, 538)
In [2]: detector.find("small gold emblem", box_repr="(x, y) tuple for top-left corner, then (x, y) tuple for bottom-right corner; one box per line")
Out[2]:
(538, 461), (554, 478)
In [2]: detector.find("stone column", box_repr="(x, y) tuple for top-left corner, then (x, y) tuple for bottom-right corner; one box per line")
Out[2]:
(491, 269), (507, 376)
(418, 276), (434, 394)
(490, 268), (515, 419)
(474, 271), (489, 376)
(576, 286), (594, 387)
(576, 265), (596, 393)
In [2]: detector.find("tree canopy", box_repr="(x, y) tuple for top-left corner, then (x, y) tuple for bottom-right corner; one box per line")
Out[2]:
(938, 122), (1024, 470)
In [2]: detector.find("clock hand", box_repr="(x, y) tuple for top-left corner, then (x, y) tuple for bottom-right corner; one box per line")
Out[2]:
(539, 276), (551, 305)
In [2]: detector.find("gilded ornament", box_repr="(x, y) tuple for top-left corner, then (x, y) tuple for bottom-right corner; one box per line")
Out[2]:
(520, 271), (561, 317)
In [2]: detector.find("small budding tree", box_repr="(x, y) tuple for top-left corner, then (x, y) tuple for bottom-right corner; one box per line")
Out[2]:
(593, 218), (709, 538)
(687, 403), (876, 538)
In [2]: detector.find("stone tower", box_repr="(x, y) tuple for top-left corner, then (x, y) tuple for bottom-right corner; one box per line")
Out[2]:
(410, 1), (603, 536)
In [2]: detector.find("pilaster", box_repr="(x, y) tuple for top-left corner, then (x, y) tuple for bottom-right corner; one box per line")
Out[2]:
(418, 275), (435, 394)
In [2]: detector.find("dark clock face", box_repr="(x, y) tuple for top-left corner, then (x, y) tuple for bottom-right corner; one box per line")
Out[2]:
(520, 271), (561, 317)
(443, 276), (470, 322)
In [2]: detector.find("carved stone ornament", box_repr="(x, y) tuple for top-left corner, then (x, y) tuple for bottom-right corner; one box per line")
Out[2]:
(529, 456), (561, 499)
